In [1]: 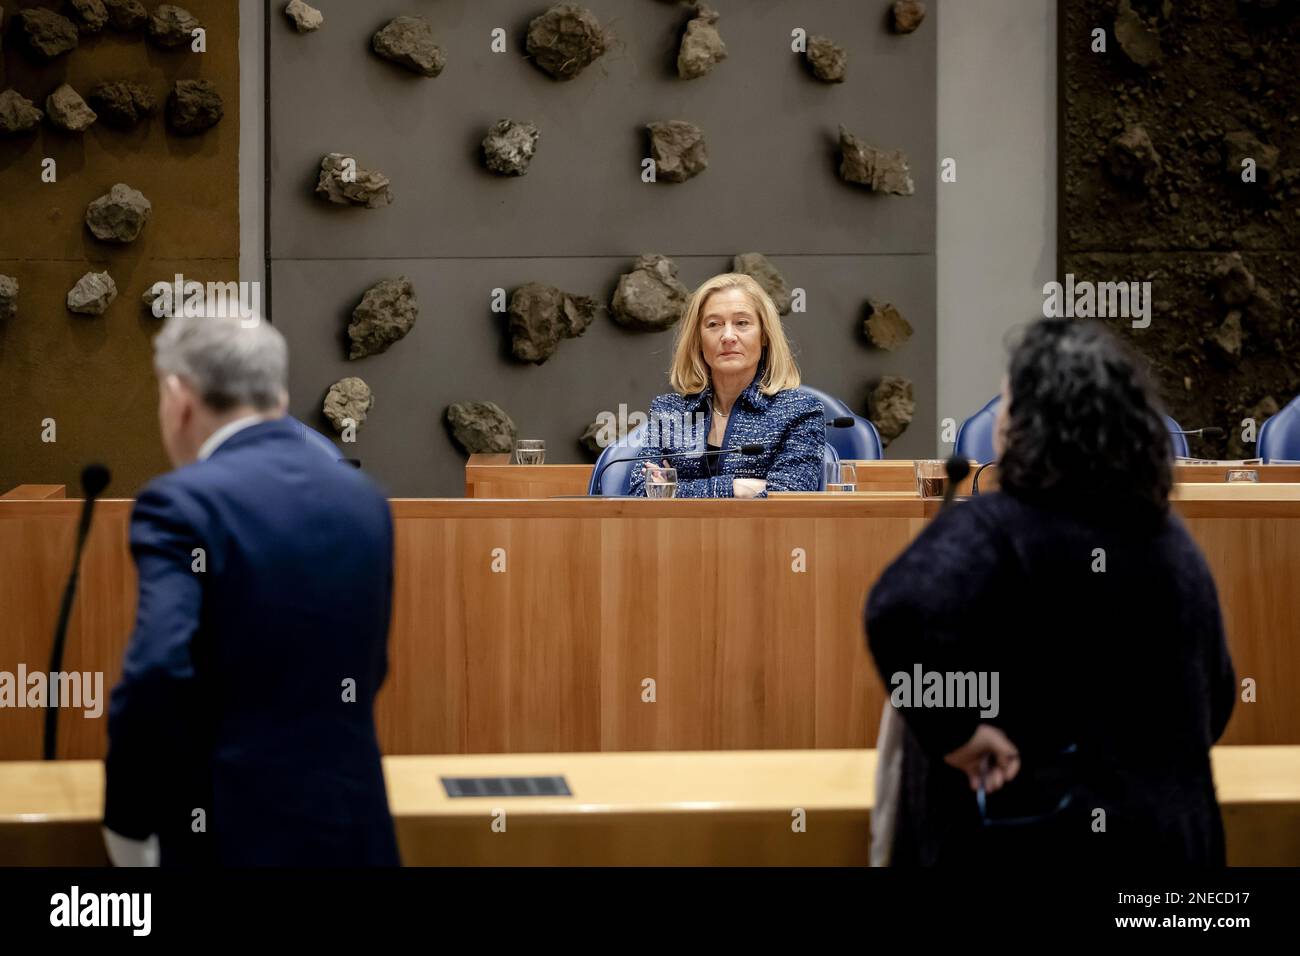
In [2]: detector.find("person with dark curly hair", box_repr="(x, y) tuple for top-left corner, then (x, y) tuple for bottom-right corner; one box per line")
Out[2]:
(865, 318), (1236, 866)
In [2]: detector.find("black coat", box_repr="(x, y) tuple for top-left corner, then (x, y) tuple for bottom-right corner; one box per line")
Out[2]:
(865, 491), (1236, 866)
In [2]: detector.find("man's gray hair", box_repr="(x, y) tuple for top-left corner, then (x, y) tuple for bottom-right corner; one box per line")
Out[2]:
(153, 313), (288, 412)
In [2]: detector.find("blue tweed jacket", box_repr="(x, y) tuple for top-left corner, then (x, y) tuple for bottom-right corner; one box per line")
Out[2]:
(627, 369), (826, 498)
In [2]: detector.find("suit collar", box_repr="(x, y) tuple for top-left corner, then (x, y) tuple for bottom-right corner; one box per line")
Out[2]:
(687, 354), (772, 413)
(204, 416), (297, 459)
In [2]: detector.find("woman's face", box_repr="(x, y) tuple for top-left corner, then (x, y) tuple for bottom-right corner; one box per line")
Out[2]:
(993, 375), (1011, 459)
(699, 288), (764, 380)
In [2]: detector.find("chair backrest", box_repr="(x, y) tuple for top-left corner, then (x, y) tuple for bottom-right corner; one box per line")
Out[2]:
(1258, 395), (1300, 463)
(955, 395), (1191, 463)
(797, 385), (883, 461)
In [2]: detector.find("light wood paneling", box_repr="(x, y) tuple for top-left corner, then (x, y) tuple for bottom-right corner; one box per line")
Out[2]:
(464, 455), (593, 498)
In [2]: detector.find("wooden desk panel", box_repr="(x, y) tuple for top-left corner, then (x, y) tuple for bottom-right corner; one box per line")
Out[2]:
(463, 455), (593, 498)
(2, 494), (1298, 759)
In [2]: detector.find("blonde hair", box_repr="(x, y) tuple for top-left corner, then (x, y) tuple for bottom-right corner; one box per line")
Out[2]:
(667, 273), (801, 396)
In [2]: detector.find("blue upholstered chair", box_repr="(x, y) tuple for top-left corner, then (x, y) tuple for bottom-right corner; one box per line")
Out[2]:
(587, 423), (839, 495)
(1258, 395), (1300, 462)
(954, 395), (1191, 463)
(797, 385), (884, 461)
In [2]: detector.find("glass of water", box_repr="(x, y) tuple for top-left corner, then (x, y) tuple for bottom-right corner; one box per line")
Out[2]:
(514, 439), (545, 465)
(825, 461), (857, 493)
(646, 466), (678, 499)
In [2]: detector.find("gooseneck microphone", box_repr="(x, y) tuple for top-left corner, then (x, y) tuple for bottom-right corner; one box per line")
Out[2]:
(942, 457), (971, 510)
(44, 464), (111, 760)
(1172, 426), (1226, 440)
(593, 443), (765, 494)
(827, 416), (855, 429)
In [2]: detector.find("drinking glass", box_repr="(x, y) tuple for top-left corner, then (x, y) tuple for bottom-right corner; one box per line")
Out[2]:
(825, 461), (857, 493)
(914, 459), (948, 498)
(646, 466), (678, 499)
(514, 439), (545, 465)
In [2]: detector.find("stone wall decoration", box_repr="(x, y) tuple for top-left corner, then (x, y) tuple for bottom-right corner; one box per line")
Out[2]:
(316, 153), (393, 208)
(579, 418), (605, 457)
(166, 79), (223, 135)
(648, 120), (708, 182)
(372, 16), (445, 77)
(891, 0), (927, 35)
(863, 300), (913, 351)
(509, 282), (599, 363)
(482, 119), (540, 176)
(1105, 125), (1161, 190)
(446, 401), (517, 455)
(323, 377), (373, 432)
(46, 85), (97, 133)
(67, 271), (118, 315)
(526, 3), (607, 81)
(0, 90), (43, 135)
(677, 3), (726, 80)
(611, 255), (689, 332)
(148, 4), (201, 49)
(733, 253), (792, 314)
(805, 35), (847, 83)
(68, 0), (109, 34)
(284, 0), (323, 34)
(0, 275), (18, 320)
(88, 81), (156, 129)
(85, 184), (152, 243)
(16, 8), (80, 59)
(348, 277), (418, 359)
(1114, 0), (1162, 68)
(838, 126), (915, 195)
(867, 375), (914, 446)
(104, 0), (148, 32)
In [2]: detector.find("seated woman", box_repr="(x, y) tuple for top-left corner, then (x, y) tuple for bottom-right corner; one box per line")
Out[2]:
(865, 318), (1235, 866)
(627, 273), (825, 499)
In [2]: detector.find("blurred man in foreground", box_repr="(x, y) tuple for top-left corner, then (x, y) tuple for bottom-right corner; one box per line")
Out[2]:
(104, 313), (399, 866)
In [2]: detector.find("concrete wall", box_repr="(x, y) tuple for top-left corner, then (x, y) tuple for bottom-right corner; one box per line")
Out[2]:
(263, 0), (938, 496)
(935, 0), (1057, 449)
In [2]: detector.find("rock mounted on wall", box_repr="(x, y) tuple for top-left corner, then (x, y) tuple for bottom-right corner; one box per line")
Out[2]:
(348, 277), (418, 359)
(372, 16), (445, 77)
(733, 253), (792, 315)
(16, 8), (79, 59)
(1114, 0), (1162, 68)
(677, 2), (726, 80)
(446, 401), (517, 455)
(838, 127), (915, 196)
(891, 0), (927, 35)
(167, 79), (223, 135)
(579, 417), (607, 457)
(85, 184), (152, 243)
(0, 90), (43, 135)
(1105, 125), (1161, 188)
(284, 0), (323, 33)
(88, 81), (156, 129)
(0, 275), (18, 321)
(148, 4), (200, 49)
(509, 282), (599, 363)
(482, 119), (540, 176)
(1222, 130), (1279, 186)
(648, 121), (708, 183)
(316, 153), (393, 208)
(104, 0), (147, 32)
(67, 271), (118, 315)
(68, 0), (109, 34)
(526, 3), (606, 81)
(1211, 253), (1255, 307)
(323, 377), (373, 432)
(867, 376), (914, 446)
(805, 35), (846, 83)
(611, 255), (690, 332)
(863, 300), (913, 351)
(46, 84), (97, 133)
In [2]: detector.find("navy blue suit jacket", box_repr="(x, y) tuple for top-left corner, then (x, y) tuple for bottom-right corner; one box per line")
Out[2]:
(104, 418), (400, 866)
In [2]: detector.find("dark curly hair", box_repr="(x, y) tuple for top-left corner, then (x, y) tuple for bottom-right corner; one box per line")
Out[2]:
(998, 318), (1173, 516)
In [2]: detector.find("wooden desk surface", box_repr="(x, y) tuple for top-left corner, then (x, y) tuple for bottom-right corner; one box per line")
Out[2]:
(3, 492), (1298, 758)
(2, 747), (1296, 866)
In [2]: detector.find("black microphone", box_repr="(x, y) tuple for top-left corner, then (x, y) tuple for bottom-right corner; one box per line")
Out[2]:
(827, 416), (854, 429)
(44, 465), (111, 759)
(942, 456), (970, 510)
(1172, 426), (1226, 440)
(593, 443), (765, 494)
